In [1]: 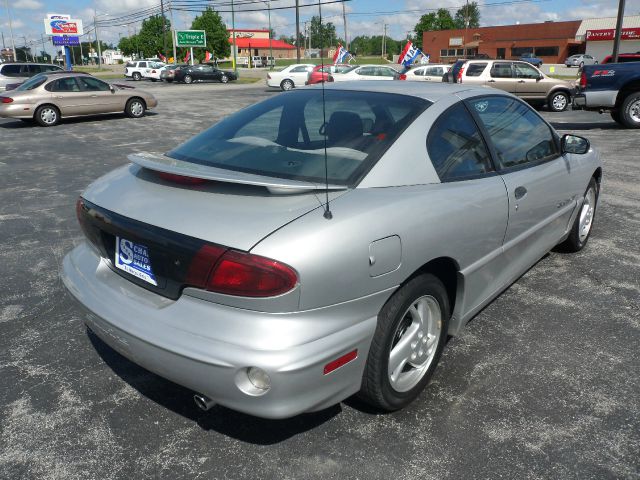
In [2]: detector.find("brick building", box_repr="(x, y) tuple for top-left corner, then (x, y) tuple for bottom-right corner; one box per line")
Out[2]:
(422, 20), (583, 64)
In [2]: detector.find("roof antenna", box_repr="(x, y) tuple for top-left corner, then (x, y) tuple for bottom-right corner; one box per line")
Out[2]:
(319, 0), (332, 220)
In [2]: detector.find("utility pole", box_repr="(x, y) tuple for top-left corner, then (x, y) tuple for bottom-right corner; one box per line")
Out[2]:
(342, 0), (348, 50)
(382, 24), (387, 59)
(160, 0), (167, 61)
(463, 0), (470, 58)
(295, 0), (301, 62)
(231, 0), (238, 74)
(169, 5), (177, 64)
(2, 31), (5, 48)
(612, 0), (626, 63)
(4, 0), (16, 61)
(267, 1), (273, 69)
(94, 10), (103, 68)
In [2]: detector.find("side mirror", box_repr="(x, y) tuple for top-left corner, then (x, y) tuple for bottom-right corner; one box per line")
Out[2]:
(537, 73), (544, 81)
(110, 85), (116, 93)
(561, 134), (590, 154)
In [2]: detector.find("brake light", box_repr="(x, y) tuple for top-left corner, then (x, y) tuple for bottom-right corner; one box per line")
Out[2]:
(457, 66), (465, 83)
(579, 71), (587, 89)
(1, 97), (13, 103)
(206, 250), (298, 297)
(398, 74), (407, 80)
(158, 171), (208, 185)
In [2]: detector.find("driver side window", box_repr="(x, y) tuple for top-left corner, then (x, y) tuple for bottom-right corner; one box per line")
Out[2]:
(469, 96), (558, 169)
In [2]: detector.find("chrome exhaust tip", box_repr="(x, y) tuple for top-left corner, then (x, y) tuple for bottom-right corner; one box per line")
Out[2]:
(193, 394), (216, 411)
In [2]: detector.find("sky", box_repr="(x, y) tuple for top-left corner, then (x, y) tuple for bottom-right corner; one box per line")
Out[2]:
(2, 0), (640, 56)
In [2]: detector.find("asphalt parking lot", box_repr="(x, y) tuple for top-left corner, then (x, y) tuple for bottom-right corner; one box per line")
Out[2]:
(0, 81), (638, 480)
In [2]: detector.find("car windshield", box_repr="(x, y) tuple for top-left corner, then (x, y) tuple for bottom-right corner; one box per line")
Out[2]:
(16, 75), (47, 91)
(167, 89), (430, 186)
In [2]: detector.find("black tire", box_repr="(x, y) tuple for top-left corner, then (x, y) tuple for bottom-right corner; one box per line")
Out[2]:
(132, 72), (142, 81)
(281, 79), (294, 91)
(151, 78), (158, 82)
(184, 74), (193, 84)
(619, 92), (640, 129)
(125, 98), (146, 118)
(611, 110), (623, 125)
(34, 104), (60, 127)
(548, 91), (569, 112)
(166, 79), (173, 83)
(220, 74), (229, 84)
(359, 273), (450, 411)
(557, 178), (598, 253)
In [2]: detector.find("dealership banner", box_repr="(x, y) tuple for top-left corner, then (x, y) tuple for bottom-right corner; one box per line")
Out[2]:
(586, 28), (640, 41)
(44, 18), (84, 35)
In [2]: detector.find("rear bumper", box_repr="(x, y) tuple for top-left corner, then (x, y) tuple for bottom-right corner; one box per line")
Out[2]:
(62, 242), (380, 419)
(0, 102), (37, 119)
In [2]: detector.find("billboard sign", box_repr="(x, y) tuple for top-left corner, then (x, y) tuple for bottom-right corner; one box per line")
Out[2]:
(52, 36), (80, 46)
(44, 18), (84, 35)
(46, 13), (71, 20)
(586, 28), (640, 41)
(175, 30), (206, 47)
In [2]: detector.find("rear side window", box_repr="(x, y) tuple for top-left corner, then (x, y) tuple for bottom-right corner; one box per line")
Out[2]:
(49, 77), (81, 92)
(78, 77), (110, 91)
(465, 63), (487, 77)
(490, 63), (512, 78)
(427, 102), (492, 181)
(42, 65), (62, 72)
(469, 96), (558, 170)
(0, 65), (25, 77)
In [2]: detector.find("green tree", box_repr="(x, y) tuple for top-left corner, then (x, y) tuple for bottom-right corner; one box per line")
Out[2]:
(309, 15), (337, 48)
(135, 14), (172, 58)
(414, 8), (456, 43)
(454, 2), (481, 29)
(349, 35), (402, 57)
(191, 7), (230, 62)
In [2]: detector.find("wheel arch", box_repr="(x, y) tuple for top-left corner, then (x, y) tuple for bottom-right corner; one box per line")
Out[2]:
(614, 80), (640, 108)
(592, 166), (603, 188)
(404, 256), (461, 329)
(32, 101), (61, 119)
(127, 96), (147, 108)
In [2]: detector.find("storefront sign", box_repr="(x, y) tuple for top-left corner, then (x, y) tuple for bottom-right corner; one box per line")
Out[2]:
(44, 18), (84, 35)
(52, 36), (80, 46)
(586, 28), (640, 41)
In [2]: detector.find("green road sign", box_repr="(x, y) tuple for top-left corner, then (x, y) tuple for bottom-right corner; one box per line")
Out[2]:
(175, 30), (206, 48)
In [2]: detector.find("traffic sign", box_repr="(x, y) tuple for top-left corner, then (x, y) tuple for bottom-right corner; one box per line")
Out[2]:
(175, 30), (206, 48)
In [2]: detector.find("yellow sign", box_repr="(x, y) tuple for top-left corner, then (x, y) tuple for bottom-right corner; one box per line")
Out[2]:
(550, 66), (555, 73)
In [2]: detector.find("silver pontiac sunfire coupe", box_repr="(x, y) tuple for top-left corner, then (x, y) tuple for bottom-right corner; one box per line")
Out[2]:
(62, 82), (602, 419)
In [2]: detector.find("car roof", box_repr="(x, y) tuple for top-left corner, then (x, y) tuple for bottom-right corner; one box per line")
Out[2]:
(308, 80), (491, 102)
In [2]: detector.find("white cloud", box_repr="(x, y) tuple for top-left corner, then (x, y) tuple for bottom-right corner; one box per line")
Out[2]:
(12, 0), (43, 10)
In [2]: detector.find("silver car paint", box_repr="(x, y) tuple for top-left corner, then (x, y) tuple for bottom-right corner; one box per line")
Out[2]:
(62, 82), (602, 418)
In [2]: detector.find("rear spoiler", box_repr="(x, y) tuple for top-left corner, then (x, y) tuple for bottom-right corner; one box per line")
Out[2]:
(128, 151), (347, 195)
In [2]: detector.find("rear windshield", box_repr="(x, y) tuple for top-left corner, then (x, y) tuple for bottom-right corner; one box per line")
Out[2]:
(167, 89), (430, 186)
(16, 76), (47, 91)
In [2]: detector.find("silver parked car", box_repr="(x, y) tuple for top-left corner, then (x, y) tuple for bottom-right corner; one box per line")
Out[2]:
(62, 82), (602, 419)
(565, 54), (597, 68)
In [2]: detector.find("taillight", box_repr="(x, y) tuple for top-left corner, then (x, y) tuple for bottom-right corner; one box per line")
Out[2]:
(186, 244), (298, 297)
(206, 250), (298, 297)
(579, 72), (587, 89)
(158, 171), (208, 185)
(398, 74), (407, 80)
(457, 66), (465, 83)
(1, 97), (13, 103)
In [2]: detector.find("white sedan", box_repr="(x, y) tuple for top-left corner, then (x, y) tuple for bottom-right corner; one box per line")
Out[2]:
(266, 64), (315, 91)
(331, 65), (400, 82)
(403, 64), (452, 82)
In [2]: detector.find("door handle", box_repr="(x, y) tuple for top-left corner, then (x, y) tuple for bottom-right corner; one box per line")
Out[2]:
(488, 79), (496, 83)
(514, 186), (527, 200)
(518, 80), (525, 83)
(90, 95), (98, 98)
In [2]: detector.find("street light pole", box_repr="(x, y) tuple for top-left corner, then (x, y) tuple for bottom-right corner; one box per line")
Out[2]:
(612, 0), (626, 63)
(3, 0), (16, 62)
(267, 0), (273, 69)
(342, 0), (348, 51)
(295, 0), (301, 62)
(94, 10), (106, 69)
(231, 0), (238, 75)
(169, 5), (177, 64)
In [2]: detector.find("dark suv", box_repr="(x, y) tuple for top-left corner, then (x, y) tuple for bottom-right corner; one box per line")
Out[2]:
(0, 63), (63, 91)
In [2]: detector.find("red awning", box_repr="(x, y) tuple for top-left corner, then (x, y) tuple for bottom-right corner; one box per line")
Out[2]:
(228, 38), (295, 49)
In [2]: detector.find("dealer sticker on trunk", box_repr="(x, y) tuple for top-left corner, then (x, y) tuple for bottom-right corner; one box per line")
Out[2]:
(114, 237), (158, 286)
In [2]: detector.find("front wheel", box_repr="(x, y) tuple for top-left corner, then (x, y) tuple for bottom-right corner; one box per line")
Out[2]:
(35, 105), (60, 127)
(557, 178), (598, 252)
(281, 79), (294, 91)
(220, 74), (229, 84)
(359, 273), (449, 411)
(620, 92), (640, 129)
(549, 91), (569, 112)
(184, 75), (193, 84)
(125, 98), (146, 118)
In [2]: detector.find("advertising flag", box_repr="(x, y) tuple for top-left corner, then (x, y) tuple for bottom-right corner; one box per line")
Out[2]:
(332, 44), (350, 64)
(398, 41), (423, 67)
(158, 53), (166, 62)
(184, 50), (190, 63)
(205, 51), (212, 62)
